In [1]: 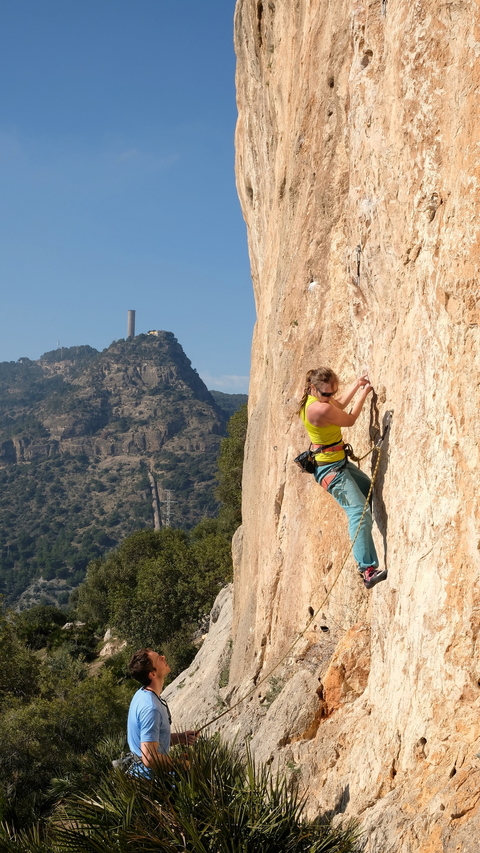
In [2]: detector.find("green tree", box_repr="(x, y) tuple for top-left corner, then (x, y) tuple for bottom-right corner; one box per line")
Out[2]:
(0, 652), (132, 827)
(189, 517), (233, 594)
(215, 402), (247, 536)
(75, 529), (165, 630)
(76, 526), (227, 669)
(13, 605), (66, 651)
(0, 613), (38, 705)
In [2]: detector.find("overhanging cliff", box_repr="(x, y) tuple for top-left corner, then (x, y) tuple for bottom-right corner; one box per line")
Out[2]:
(167, 2), (480, 850)
(233, 0), (480, 848)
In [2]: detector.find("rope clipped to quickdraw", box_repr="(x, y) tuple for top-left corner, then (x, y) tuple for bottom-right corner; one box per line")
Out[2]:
(344, 442), (374, 466)
(196, 413), (393, 733)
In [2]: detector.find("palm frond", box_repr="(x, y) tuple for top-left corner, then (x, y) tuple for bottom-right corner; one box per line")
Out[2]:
(11, 736), (364, 853)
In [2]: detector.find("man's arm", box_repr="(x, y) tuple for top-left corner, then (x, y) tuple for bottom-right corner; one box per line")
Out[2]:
(140, 741), (173, 770)
(171, 731), (198, 746)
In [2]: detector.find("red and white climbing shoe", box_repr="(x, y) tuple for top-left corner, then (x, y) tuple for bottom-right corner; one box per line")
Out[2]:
(362, 567), (388, 589)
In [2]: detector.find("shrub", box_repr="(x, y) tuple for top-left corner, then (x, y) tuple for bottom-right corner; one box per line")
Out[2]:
(13, 605), (67, 651)
(1, 738), (362, 853)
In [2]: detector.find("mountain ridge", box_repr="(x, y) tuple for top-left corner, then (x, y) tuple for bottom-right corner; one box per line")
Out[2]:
(0, 332), (247, 606)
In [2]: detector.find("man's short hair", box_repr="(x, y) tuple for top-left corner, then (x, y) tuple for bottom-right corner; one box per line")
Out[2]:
(128, 648), (156, 686)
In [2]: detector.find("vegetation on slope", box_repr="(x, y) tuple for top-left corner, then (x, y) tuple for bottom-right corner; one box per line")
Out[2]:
(0, 738), (362, 853)
(0, 456), (151, 603)
(74, 402), (248, 674)
(0, 400), (361, 850)
(0, 335), (246, 606)
(0, 607), (131, 827)
(0, 403), (248, 828)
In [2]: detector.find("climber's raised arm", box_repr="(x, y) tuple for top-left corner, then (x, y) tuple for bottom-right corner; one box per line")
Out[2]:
(333, 374), (371, 410)
(307, 382), (373, 428)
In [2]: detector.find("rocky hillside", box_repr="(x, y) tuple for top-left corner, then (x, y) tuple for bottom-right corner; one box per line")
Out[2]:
(0, 333), (246, 606)
(166, 2), (480, 852)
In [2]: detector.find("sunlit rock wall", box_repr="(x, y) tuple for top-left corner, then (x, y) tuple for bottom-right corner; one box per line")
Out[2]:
(230, 0), (480, 849)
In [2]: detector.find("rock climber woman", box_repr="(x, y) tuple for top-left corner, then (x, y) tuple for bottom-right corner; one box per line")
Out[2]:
(298, 367), (387, 589)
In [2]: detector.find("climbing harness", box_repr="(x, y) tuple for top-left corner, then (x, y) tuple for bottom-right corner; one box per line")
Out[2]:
(296, 438), (368, 479)
(313, 440), (345, 455)
(313, 436), (378, 491)
(196, 412), (393, 734)
(295, 439), (346, 474)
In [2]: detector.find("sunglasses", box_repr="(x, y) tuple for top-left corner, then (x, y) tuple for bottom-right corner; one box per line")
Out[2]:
(318, 390), (335, 398)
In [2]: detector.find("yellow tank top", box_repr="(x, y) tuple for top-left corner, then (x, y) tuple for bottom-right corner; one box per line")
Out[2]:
(300, 395), (345, 464)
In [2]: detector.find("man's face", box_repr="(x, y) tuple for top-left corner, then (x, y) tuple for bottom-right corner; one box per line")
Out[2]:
(147, 650), (171, 680)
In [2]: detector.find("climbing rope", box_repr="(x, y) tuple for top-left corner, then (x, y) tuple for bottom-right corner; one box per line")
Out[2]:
(344, 442), (374, 466)
(196, 414), (392, 733)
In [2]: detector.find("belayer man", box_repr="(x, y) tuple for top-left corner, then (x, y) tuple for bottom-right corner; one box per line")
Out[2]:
(298, 366), (387, 589)
(127, 648), (198, 775)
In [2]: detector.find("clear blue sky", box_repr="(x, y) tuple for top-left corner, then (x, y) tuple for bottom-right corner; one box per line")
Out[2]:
(0, 1), (254, 393)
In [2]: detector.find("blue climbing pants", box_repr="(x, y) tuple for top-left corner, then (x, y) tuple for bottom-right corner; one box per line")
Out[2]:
(314, 460), (379, 571)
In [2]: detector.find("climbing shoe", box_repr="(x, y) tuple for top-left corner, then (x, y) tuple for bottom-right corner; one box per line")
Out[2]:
(362, 567), (388, 589)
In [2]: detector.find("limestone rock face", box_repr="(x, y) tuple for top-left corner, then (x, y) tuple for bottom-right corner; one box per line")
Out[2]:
(317, 623), (371, 718)
(163, 584), (234, 731)
(222, 0), (480, 848)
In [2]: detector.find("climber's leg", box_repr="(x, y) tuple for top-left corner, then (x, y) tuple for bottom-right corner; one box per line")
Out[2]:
(327, 463), (379, 571)
(346, 463), (373, 502)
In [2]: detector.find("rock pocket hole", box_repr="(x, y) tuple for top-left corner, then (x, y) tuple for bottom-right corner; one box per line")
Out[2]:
(361, 50), (373, 68)
(257, 2), (263, 45)
(449, 766), (457, 778)
(320, 625), (329, 632)
(327, 75), (334, 88)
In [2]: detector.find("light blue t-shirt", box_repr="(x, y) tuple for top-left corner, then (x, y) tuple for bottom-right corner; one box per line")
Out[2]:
(127, 687), (171, 775)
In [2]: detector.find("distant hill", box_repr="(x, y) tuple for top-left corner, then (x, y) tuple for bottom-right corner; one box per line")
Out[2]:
(209, 390), (248, 419)
(0, 333), (246, 607)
